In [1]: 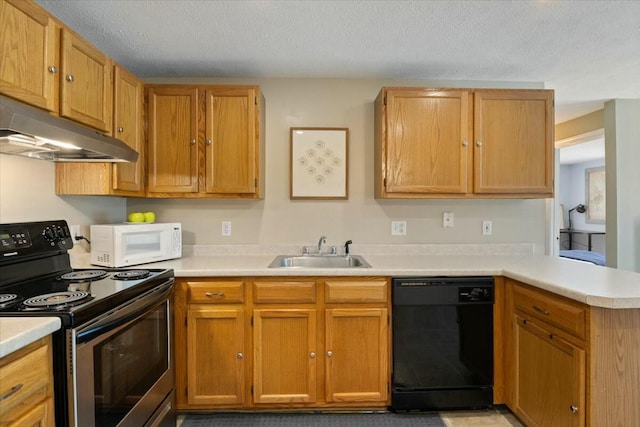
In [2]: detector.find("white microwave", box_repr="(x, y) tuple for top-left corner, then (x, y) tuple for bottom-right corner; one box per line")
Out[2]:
(90, 223), (182, 267)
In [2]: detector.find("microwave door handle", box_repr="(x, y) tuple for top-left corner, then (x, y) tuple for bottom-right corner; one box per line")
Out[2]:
(76, 281), (172, 344)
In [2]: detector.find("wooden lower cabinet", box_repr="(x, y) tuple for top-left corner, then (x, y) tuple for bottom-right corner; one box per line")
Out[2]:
(505, 278), (640, 426)
(175, 277), (390, 411)
(513, 315), (585, 427)
(253, 309), (317, 404)
(186, 308), (245, 406)
(325, 308), (388, 403)
(0, 336), (55, 427)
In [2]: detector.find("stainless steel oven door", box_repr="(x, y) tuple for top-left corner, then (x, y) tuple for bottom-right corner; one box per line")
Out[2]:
(69, 280), (174, 427)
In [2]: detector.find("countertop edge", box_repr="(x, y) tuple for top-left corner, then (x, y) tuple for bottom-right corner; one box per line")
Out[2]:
(0, 317), (61, 358)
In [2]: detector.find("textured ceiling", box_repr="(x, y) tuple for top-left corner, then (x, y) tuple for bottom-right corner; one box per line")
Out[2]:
(36, 0), (640, 123)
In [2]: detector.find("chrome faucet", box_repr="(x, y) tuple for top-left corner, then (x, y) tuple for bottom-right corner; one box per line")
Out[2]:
(317, 236), (327, 254)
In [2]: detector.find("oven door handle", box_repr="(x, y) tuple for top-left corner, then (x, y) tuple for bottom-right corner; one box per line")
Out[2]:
(76, 281), (173, 344)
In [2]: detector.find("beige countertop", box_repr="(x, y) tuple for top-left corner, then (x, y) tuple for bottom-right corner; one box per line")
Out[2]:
(0, 317), (61, 358)
(70, 243), (640, 309)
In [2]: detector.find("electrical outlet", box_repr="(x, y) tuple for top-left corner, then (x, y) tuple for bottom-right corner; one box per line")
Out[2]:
(482, 220), (493, 235)
(443, 212), (454, 228)
(391, 221), (407, 236)
(69, 225), (80, 239)
(221, 221), (232, 236)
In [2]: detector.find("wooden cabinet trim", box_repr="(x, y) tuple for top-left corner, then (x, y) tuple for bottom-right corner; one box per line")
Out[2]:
(253, 281), (317, 304)
(324, 280), (388, 303)
(187, 281), (245, 304)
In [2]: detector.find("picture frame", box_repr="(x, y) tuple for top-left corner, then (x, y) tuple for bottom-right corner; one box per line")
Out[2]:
(585, 166), (605, 223)
(290, 127), (348, 199)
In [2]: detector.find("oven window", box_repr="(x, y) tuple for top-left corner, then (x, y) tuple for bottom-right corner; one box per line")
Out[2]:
(93, 303), (169, 425)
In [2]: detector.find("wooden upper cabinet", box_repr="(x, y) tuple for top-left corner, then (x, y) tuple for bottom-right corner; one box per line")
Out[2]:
(60, 29), (112, 132)
(375, 87), (554, 199)
(147, 84), (265, 198)
(55, 64), (144, 196)
(474, 90), (554, 195)
(147, 86), (199, 193)
(383, 89), (471, 194)
(112, 65), (144, 194)
(0, 0), (58, 111)
(204, 88), (257, 194)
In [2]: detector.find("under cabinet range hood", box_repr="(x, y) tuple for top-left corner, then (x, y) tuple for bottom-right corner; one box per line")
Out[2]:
(0, 95), (138, 162)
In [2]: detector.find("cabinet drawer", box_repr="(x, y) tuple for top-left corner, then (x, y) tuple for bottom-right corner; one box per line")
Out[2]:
(0, 341), (51, 420)
(513, 283), (586, 339)
(253, 281), (316, 304)
(325, 280), (388, 303)
(188, 281), (245, 303)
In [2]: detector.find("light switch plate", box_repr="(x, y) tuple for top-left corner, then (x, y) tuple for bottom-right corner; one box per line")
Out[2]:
(221, 221), (232, 236)
(443, 212), (454, 228)
(391, 221), (407, 236)
(482, 220), (492, 235)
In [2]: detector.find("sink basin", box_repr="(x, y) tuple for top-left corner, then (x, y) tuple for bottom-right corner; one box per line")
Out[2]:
(268, 254), (371, 269)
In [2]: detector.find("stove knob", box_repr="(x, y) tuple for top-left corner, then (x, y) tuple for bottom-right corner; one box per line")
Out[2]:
(43, 228), (55, 241)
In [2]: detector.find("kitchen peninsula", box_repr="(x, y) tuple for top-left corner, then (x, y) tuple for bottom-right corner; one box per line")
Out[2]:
(70, 244), (640, 426)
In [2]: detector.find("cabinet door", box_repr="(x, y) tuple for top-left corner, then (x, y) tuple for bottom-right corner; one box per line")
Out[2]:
(187, 308), (245, 405)
(384, 89), (471, 194)
(325, 308), (388, 403)
(204, 88), (257, 194)
(514, 315), (585, 427)
(6, 397), (54, 427)
(60, 29), (112, 132)
(0, 0), (57, 111)
(253, 309), (317, 403)
(473, 90), (553, 195)
(147, 87), (199, 193)
(112, 65), (144, 194)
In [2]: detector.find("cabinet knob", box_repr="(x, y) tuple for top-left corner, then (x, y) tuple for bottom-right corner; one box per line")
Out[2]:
(570, 405), (578, 413)
(65, 74), (74, 82)
(327, 351), (333, 358)
(476, 141), (483, 147)
(0, 383), (23, 401)
(206, 139), (212, 145)
(190, 139), (196, 145)
(236, 352), (244, 359)
(48, 65), (57, 74)
(205, 291), (224, 297)
(462, 140), (469, 147)
(117, 127), (124, 133)
(309, 352), (316, 359)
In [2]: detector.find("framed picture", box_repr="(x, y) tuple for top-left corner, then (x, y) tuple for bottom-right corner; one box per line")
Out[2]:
(290, 127), (348, 199)
(586, 167), (605, 223)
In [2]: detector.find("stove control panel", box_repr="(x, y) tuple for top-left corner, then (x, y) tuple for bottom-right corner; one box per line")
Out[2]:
(0, 220), (73, 259)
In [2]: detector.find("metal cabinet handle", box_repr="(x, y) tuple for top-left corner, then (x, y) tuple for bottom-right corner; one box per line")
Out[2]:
(206, 139), (212, 145)
(0, 384), (23, 401)
(476, 141), (483, 147)
(570, 405), (578, 413)
(533, 305), (550, 315)
(205, 292), (224, 297)
(117, 127), (124, 133)
(236, 352), (244, 359)
(66, 75), (74, 82)
(327, 351), (333, 358)
(309, 352), (316, 359)
(190, 139), (196, 145)
(48, 65), (57, 74)
(462, 140), (469, 147)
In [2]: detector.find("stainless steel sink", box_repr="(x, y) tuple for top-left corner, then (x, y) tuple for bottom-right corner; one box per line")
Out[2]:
(268, 254), (371, 268)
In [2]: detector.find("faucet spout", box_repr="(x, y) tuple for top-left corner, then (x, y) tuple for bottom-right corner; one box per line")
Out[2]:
(317, 236), (327, 254)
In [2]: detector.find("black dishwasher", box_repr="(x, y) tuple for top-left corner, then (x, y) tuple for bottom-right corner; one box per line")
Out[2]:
(391, 277), (494, 411)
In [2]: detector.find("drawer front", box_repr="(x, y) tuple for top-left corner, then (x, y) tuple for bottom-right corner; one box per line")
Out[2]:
(325, 280), (388, 303)
(253, 281), (316, 304)
(0, 344), (51, 419)
(513, 283), (586, 339)
(188, 281), (245, 303)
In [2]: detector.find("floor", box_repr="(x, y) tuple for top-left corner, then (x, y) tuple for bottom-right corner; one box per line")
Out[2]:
(177, 407), (524, 426)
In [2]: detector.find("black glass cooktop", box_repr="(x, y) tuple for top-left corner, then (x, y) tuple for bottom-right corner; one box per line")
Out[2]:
(0, 267), (173, 326)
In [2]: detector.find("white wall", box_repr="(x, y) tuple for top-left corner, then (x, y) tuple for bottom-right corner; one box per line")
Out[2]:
(559, 159), (606, 232)
(605, 99), (640, 272)
(0, 155), (127, 243)
(128, 78), (548, 252)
